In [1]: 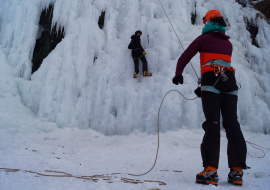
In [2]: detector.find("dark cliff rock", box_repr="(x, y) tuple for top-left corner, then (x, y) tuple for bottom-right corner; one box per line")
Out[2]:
(32, 5), (65, 74)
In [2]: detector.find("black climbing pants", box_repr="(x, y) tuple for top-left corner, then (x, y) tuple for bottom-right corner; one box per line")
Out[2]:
(133, 55), (148, 73)
(201, 91), (247, 169)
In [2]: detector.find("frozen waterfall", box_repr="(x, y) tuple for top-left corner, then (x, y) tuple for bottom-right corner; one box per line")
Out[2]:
(0, 0), (270, 135)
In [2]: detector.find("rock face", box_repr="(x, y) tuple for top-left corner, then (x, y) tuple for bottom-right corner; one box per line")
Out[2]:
(236, 0), (249, 7)
(191, 12), (196, 25)
(191, 2), (196, 25)
(244, 17), (259, 47)
(253, 0), (270, 20)
(98, 11), (106, 29)
(32, 5), (65, 74)
(236, 0), (270, 21)
(236, 0), (270, 48)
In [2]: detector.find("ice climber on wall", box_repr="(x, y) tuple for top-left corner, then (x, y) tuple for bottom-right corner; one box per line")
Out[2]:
(128, 30), (152, 78)
(172, 10), (248, 186)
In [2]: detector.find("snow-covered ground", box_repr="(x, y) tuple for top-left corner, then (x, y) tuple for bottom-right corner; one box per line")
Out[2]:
(1, 0), (270, 189)
(1, 127), (270, 190)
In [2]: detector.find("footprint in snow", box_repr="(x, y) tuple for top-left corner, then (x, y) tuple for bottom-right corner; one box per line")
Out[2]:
(254, 172), (270, 178)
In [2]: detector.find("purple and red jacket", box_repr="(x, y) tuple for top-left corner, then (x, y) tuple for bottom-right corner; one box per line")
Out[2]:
(175, 31), (233, 76)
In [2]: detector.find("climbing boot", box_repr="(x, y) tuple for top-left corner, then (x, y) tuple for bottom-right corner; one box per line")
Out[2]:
(143, 71), (152, 77)
(133, 72), (138, 78)
(196, 166), (218, 186)
(228, 167), (243, 186)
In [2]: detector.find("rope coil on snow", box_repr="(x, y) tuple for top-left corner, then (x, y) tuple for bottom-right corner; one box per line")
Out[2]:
(128, 90), (197, 176)
(0, 168), (167, 185)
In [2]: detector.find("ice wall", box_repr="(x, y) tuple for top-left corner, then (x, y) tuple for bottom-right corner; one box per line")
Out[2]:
(0, 44), (56, 133)
(0, 0), (270, 135)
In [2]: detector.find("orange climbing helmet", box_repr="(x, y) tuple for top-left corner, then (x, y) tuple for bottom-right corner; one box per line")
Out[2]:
(203, 10), (222, 24)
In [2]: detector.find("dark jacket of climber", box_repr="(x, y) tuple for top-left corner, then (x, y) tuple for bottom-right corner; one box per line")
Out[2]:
(128, 30), (151, 78)
(172, 10), (247, 186)
(128, 30), (145, 57)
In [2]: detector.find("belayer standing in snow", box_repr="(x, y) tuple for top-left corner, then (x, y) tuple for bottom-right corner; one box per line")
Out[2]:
(128, 30), (152, 78)
(172, 10), (247, 186)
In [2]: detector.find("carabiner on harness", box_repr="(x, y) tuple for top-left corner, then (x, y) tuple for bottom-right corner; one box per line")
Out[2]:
(213, 67), (229, 87)
(221, 70), (229, 81)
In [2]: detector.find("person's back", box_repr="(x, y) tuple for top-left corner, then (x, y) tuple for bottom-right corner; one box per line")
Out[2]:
(172, 10), (247, 187)
(175, 31), (233, 76)
(197, 32), (232, 67)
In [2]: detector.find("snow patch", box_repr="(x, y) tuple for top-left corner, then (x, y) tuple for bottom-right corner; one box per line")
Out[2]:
(254, 172), (270, 178)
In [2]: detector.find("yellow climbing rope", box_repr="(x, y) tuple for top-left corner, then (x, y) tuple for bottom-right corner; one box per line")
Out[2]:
(128, 90), (197, 176)
(158, 0), (199, 79)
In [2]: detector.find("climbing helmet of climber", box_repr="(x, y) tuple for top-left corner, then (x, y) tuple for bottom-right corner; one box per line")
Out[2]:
(203, 9), (222, 25)
(135, 30), (142, 36)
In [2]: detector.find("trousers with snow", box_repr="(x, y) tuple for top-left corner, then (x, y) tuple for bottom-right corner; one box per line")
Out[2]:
(133, 55), (148, 73)
(200, 72), (247, 169)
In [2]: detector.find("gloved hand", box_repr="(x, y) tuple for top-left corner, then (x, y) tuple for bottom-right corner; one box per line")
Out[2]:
(142, 51), (146, 55)
(194, 87), (201, 98)
(172, 75), (183, 85)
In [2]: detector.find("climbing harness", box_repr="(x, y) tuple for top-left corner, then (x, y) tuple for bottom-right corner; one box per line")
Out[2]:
(132, 48), (141, 52)
(201, 59), (235, 76)
(199, 59), (238, 95)
(130, 48), (143, 59)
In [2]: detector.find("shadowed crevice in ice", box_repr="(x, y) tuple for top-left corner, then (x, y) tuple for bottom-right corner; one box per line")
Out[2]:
(98, 11), (106, 29)
(32, 5), (65, 74)
(244, 17), (259, 47)
(191, 2), (197, 25)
